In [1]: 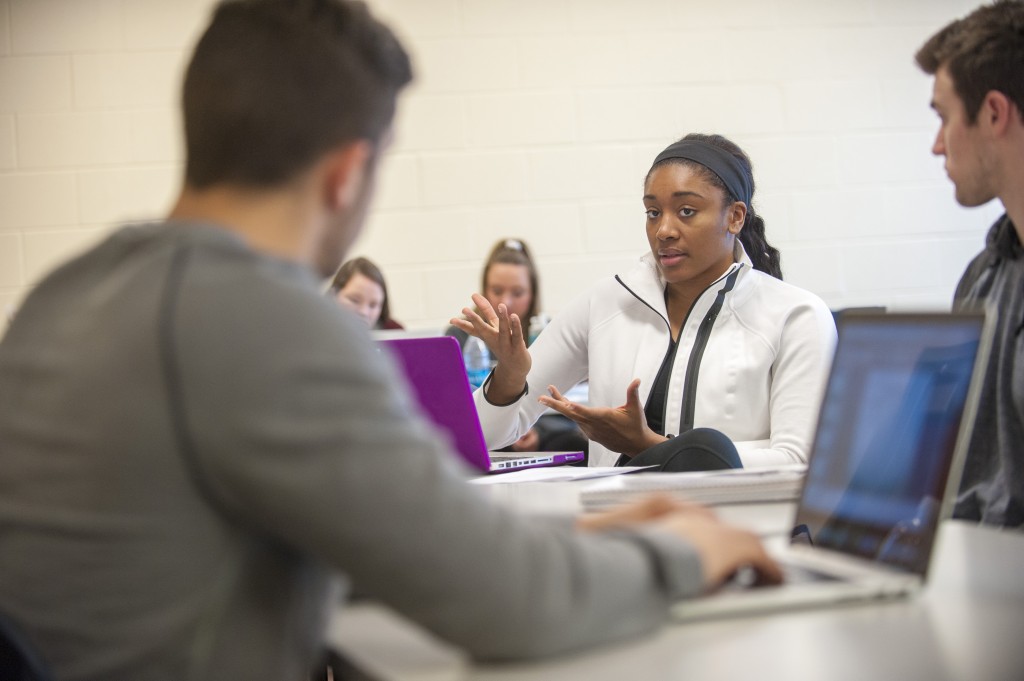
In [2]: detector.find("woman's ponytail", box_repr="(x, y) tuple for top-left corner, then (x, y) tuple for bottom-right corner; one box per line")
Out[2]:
(739, 209), (782, 280)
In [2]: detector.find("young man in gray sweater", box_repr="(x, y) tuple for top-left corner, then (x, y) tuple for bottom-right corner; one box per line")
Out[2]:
(916, 0), (1024, 528)
(0, 1), (780, 679)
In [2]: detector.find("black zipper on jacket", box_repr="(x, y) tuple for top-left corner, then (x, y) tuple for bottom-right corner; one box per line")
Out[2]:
(615, 275), (671, 329)
(614, 264), (741, 431)
(677, 268), (740, 432)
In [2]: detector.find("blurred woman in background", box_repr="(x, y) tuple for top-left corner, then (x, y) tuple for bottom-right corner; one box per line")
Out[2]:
(446, 239), (538, 349)
(329, 257), (403, 330)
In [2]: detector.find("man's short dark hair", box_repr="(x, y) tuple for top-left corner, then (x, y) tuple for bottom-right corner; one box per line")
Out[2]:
(915, 0), (1024, 124)
(183, 0), (413, 189)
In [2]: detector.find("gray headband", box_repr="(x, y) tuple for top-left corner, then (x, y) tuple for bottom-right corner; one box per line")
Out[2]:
(651, 140), (753, 207)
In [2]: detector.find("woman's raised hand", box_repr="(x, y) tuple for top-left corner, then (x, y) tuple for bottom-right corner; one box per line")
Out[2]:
(449, 293), (532, 403)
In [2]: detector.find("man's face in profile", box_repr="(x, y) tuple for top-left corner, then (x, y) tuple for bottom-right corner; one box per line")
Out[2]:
(930, 66), (996, 208)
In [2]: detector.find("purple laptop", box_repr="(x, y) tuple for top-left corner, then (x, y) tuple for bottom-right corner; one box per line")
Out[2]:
(379, 336), (585, 474)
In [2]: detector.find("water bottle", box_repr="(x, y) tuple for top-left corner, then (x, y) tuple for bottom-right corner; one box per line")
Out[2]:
(463, 335), (491, 390)
(527, 313), (550, 346)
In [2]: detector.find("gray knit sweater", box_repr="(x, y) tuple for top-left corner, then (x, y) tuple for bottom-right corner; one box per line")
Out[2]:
(0, 223), (703, 681)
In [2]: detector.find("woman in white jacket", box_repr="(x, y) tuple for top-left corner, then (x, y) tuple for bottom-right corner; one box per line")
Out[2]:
(452, 133), (836, 469)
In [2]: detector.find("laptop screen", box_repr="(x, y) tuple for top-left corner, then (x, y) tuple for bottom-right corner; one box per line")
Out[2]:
(792, 312), (987, 575)
(379, 336), (494, 472)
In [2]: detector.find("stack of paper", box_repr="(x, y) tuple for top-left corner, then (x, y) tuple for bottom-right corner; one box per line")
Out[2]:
(580, 464), (807, 510)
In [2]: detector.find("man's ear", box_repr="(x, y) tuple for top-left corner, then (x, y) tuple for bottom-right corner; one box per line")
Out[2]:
(323, 140), (373, 211)
(981, 90), (1014, 136)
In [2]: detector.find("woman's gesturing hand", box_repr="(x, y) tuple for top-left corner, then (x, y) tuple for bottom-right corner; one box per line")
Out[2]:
(538, 378), (666, 457)
(449, 293), (531, 403)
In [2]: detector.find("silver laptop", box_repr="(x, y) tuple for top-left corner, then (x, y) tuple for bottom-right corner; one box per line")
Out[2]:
(672, 310), (994, 621)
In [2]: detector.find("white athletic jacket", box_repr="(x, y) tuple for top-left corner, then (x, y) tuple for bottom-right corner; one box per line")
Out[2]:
(475, 244), (837, 467)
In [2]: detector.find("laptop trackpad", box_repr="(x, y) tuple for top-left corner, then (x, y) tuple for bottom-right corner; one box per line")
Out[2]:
(723, 562), (841, 592)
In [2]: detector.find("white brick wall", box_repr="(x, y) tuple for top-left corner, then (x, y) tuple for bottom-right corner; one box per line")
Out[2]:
(0, 3), (10, 57)
(73, 51), (184, 108)
(0, 115), (14, 169)
(0, 172), (78, 228)
(9, 0), (122, 54)
(0, 231), (21, 287)
(0, 0), (1008, 336)
(0, 55), (73, 110)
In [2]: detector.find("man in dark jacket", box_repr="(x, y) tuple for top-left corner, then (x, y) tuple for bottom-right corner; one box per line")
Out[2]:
(916, 0), (1024, 527)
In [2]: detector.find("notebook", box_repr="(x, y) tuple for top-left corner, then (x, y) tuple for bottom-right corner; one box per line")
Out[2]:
(671, 310), (994, 621)
(581, 464), (807, 509)
(379, 336), (585, 474)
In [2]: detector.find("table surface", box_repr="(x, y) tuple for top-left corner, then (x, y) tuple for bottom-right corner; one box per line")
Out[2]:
(328, 480), (1024, 681)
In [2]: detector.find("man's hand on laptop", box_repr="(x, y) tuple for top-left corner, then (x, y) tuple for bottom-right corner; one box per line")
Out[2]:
(577, 497), (783, 591)
(654, 511), (783, 590)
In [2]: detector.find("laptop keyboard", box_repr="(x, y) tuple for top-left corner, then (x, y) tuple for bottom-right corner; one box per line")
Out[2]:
(488, 454), (525, 462)
(781, 563), (842, 584)
(725, 563), (841, 591)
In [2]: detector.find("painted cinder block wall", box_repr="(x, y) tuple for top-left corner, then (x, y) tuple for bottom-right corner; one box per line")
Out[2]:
(0, 0), (1005, 332)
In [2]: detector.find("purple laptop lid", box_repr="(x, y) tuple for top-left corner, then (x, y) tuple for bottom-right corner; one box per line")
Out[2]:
(381, 336), (493, 472)
(379, 336), (584, 473)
